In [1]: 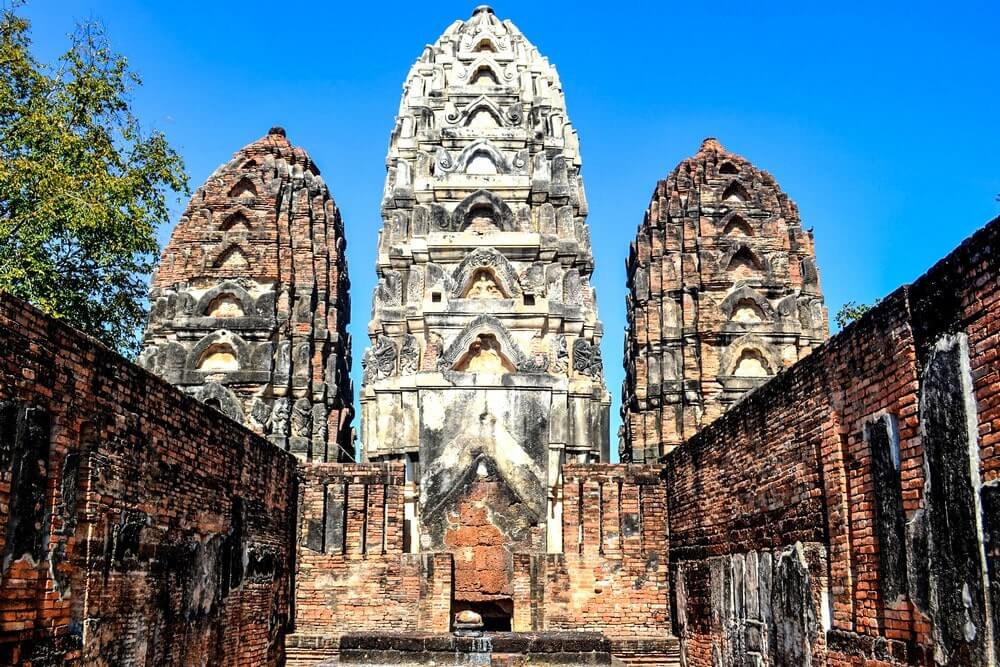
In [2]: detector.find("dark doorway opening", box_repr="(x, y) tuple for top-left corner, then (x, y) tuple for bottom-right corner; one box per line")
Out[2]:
(453, 599), (513, 632)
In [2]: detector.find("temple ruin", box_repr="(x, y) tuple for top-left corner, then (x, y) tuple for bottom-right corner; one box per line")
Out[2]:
(0, 6), (997, 667)
(139, 127), (354, 462)
(358, 3), (612, 622)
(621, 138), (828, 462)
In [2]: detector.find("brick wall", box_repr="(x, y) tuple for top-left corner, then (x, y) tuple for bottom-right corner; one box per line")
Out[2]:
(0, 294), (298, 666)
(288, 463), (452, 666)
(289, 462), (672, 662)
(663, 215), (1000, 666)
(512, 464), (671, 640)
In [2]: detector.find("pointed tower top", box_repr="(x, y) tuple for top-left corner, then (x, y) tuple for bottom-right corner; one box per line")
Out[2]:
(698, 137), (725, 154)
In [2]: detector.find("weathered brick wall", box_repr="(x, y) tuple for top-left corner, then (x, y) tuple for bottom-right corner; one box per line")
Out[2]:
(664, 215), (1000, 666)
(288, 463), (452, 666)
(512, 464), (671, 639)
(0, 294), (298, 666)
(290, 462), (671, 661)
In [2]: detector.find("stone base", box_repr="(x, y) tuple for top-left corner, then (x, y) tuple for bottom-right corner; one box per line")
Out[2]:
(286, 632), (683, 666)
(337, 631), (614, 665)
(609, 637), (682, 666)
(286, 633), (340, 666)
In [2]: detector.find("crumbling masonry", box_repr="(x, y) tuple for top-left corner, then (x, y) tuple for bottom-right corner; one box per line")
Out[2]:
(0, 6), (997, 667)
(358, 3), (612, 628)
(622, 138), (828, 462)
(139, 127), (354, 462)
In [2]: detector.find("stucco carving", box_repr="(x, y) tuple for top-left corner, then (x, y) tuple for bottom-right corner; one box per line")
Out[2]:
(451, 248), (522, 298)
(622, 139), (829, 462)
(139, 128), (354, 461)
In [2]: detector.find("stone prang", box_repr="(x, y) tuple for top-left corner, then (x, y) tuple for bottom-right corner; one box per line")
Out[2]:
(621, 138), (828, 462)
(360, 4), (611, 616)
(6, 9), (996, 667)
(139, 128), (354, 462)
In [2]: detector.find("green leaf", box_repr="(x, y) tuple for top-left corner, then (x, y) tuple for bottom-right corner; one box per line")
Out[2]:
(0, 5), (188, 355)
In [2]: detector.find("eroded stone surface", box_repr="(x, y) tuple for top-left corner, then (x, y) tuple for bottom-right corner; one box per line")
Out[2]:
(360, 5), (610, 605)
(621, 139), (828, 461)
(139, 127), (354, 462)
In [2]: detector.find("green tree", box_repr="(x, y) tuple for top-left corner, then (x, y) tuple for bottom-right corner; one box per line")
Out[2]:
(835, 299), (880, 329)
(0, 4), (187, 355)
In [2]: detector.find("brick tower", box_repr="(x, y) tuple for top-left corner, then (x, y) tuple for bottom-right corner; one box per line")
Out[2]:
(360, 5), (611, 624)
(621, 139), (828, 462)
(139, 127), (354, 462)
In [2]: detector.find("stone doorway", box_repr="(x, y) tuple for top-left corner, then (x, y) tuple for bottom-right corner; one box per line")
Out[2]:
(453, 599), (513, 632)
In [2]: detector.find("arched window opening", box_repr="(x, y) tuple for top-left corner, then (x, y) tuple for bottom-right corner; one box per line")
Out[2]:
(465, 203), (498, 232)
(221, 212), (251, 231)
(467, 107), (500, 129)
(733, 348), (771, 377)
(455, 334), (515, 373)
(204, 398), (222, 410)
(465, 269), (506, 298)
(471, 66), (499, 87)
(466, 151), (499, 175)
(206, 294), (245, 318)
(719, 161), (739, 175)
(229, 178), (257, 200)
(722, 181), (750, 203)
(723, 215), (753, 237)
(474, 38), (497, 53)
(728, 247), (763, 279)
(214, 246), (250, 270)
(732, 298), (765, 323)
(197, 344), (239, 372)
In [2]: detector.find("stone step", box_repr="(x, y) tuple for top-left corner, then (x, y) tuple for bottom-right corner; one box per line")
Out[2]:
(609, 636), (681, 667)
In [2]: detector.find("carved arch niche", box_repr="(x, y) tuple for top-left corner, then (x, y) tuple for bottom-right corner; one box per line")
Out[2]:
(438, 315), (530, 374)
(193, 382), (244, 422)
(454, 334), (516, 373)
(188, 330), (251, 373)
(722, 180), (752, 204)
(719, 335), (780, 379)
(722, 243), (766, 281)
(720, 285), (774, 324)
(454, 140), (509, 175)
(208, 243), (256, 271)
(465, 269), (505, 299)
(472, 35), (500, 53)
(720, 212), (754, 237)
(466, 102), (503, 129)
(196, 281), (255, 319)
(220, 208), (253, 231)
(733, 349), (771, 377)
(451, 248), (522, 299)
(228, 177), (258, 201)
(469, 62), (502, 87)
(451, 190), (515, 232)
(197, 344), (238, 372)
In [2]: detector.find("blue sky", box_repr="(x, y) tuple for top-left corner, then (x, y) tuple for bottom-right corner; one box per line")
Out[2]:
(24, 1), (1000, 456)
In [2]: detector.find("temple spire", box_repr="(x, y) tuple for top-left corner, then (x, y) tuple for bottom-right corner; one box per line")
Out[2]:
(622, 139), (828, 462)
(139, 129), (354, 462)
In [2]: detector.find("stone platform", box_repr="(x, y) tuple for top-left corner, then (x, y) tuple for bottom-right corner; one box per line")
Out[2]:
(336, 631), (614, 665)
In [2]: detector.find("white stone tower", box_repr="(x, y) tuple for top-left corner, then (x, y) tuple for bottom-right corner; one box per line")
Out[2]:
(360, 5), (610, 620)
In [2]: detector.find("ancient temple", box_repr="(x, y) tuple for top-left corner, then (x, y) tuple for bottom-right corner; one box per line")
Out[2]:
(5, 7), (999, 667)
(621, 139), (828, 462)
(139, 127), (354, 462)
(359, 4), (611, 623)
